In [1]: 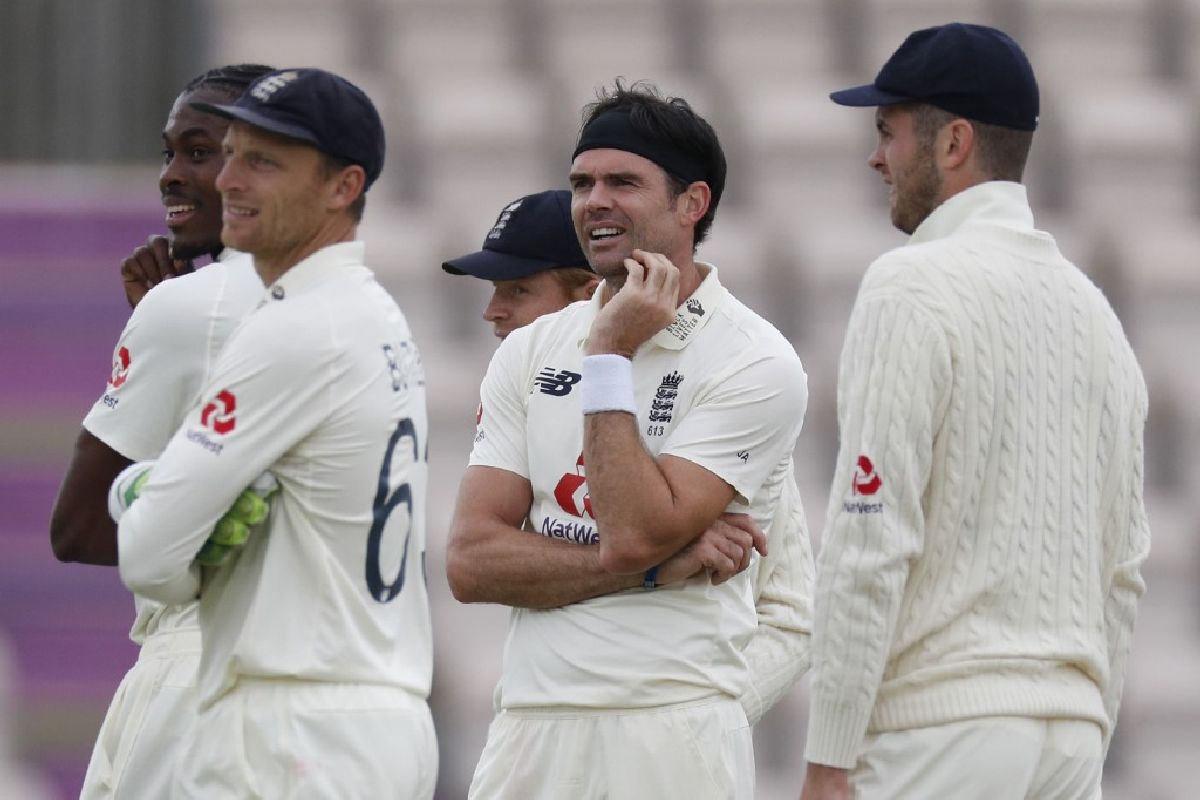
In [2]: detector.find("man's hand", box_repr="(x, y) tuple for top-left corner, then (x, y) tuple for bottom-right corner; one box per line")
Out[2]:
(195, 473), (278, 567)
(800, 763), (852, 800)
(586, 250), (680, 357)
(655, 512), (768, 586)
(121, 235), (193, 308)
(107, 460), (155, 523)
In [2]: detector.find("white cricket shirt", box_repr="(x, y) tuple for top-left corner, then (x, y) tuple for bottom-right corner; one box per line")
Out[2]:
(84, 250), (262, 643)
(118, 242), (433, 707)
(471, 264), (808, 708)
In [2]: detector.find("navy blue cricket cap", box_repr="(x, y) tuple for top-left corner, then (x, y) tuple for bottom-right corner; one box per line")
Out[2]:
(830, 23), (1039, 131)
(442, 190), (592, 281)
(192, 67), (385, 188)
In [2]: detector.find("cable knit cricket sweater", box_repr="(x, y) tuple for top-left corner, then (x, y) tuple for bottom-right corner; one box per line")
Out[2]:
(805, 182), (1151, 769)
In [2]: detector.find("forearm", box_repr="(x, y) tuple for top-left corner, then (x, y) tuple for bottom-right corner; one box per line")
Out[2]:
(739, 621), (811, 725)
(583, 412), (699, 572)
(49, 429), (131, 565)
(447, 518), (642, 609)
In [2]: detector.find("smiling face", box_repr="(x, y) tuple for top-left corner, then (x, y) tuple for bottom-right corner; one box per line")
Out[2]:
(158, 86), (234, 260)
(869, 105), (943, 235)
(568, 148), (691, 282)
(215, 122), (333, 270)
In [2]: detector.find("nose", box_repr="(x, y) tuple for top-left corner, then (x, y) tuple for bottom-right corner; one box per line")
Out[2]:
(483, 292), (509, 322)
(160, 152), (185, 196)
(868, 142), (885, 173)
(214, 156), (239, 195)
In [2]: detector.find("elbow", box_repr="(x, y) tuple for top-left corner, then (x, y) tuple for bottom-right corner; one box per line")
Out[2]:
(49, 506), (94, 564)
(445, 541), (484, 604)
(118, 559), (196, 605)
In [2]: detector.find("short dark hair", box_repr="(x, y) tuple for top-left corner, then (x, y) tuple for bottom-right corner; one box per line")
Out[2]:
(578, 80), (727, 248)
(912, 103), (1033, 182)
(182, 63), (275, 102)
(320, 153), (367, 222)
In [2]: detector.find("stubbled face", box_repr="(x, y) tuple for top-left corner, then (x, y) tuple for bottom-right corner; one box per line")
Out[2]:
(869, 105), (943, 235)
(482, 270), (589, 339)
(215, 122), (330, 264)
(568, 148), (687, 283)
(159, 86), (233, 260)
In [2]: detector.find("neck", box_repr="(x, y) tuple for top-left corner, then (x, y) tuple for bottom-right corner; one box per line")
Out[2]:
(599, 251), (703, 307)
(255, 218), (356, 286)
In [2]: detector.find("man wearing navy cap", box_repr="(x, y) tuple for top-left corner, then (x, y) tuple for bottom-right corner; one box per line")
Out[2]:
(114, 68), (437, 798)
(443, 189), (599, 339)
(802, 23), (1149, 800)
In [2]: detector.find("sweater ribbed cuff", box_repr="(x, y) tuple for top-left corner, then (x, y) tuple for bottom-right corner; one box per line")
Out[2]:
(804, 697), (871, 769)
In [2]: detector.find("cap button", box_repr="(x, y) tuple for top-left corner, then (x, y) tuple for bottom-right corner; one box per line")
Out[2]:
(271, 285), (286, 300)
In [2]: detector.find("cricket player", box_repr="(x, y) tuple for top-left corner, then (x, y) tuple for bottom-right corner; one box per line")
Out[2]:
(447, 81), (809, 799)
(443, 188), (599, 339)
(49, 64), (273, 799)
(115, 68), (436, 797)
(446, 188), (815, 729)
(801, 24), (1150, 799)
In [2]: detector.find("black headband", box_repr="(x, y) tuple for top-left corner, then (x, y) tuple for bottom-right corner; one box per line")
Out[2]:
(572, 108), (707, 185)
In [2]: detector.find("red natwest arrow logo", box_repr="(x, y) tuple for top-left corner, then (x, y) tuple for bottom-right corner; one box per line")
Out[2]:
(109, 346), (131, 388)
(553, 453), (594, 518)
(852, 455), (882, 496)
(200, 389), (237, 435)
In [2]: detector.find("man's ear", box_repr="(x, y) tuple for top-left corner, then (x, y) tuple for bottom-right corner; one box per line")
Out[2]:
(678, 181), (711, 228)
(576, 277), (601, 301)
(939, 118), (975, 172)
(327, 164), (366, 213)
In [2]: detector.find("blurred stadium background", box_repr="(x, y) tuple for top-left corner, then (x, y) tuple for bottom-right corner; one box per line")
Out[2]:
(1, 0), (1197, 797)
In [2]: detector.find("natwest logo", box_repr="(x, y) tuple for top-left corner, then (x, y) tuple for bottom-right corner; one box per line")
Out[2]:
(852, 455), (882, 496)
(553, 453), (593, 518)
(200, 389), (237, 435)
(109, 346), (131, 388)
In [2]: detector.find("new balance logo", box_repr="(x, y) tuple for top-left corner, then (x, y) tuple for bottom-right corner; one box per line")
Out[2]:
(534, 368), (582, 397)
(250, 71), (299, 102)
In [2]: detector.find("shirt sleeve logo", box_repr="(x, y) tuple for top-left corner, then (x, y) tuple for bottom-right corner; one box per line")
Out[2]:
(200, 389), (237, 435)
(108, 346), (131, 388)
(852, 455), (882, 495)
(533, 367), (582, 397)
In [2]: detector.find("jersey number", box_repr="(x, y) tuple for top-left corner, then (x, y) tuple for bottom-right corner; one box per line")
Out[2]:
(365, 417), (421, 603)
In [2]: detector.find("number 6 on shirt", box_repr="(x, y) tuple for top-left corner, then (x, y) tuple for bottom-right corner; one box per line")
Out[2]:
(366, 416), (422, 602)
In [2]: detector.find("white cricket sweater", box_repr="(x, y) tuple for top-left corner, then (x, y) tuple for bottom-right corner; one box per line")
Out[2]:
(805, 182), (1150, 768)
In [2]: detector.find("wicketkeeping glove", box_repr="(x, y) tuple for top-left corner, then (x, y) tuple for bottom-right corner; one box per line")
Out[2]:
(107, 460), (155, 523)
(195, 473), (278, 567)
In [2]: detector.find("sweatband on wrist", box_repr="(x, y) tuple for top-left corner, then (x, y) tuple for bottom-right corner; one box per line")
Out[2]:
(581, 354), (637, 416)
(642, 565), (659, 591)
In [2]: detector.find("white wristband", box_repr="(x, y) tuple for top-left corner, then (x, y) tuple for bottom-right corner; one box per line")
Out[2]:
(581, 354), (637, 415)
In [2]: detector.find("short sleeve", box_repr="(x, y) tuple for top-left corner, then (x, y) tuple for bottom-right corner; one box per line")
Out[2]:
(468, 334), (530, 478)
(661, 348), (808, 504)
(83, 279), (206, 461)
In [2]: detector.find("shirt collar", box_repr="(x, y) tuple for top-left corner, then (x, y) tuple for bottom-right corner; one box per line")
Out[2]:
(909, 181), (1036, 245)
(650, 261), (726, 350)
(263, 241), (365, 302)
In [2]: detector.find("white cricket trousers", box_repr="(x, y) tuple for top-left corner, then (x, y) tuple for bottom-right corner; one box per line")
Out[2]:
(175, 679), (437, 799)
(80, 627), (200, 799)
(854, 717), (1104, 800)
(468, 696), (754, 800)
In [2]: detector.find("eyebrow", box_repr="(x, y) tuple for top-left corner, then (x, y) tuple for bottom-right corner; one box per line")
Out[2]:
(163, 127), (219, 143)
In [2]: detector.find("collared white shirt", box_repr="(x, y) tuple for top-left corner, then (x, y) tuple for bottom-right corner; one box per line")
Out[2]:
(471, 264), (808, 708)
(85, 249), (261, 643)
(118, 242), (433, 707)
